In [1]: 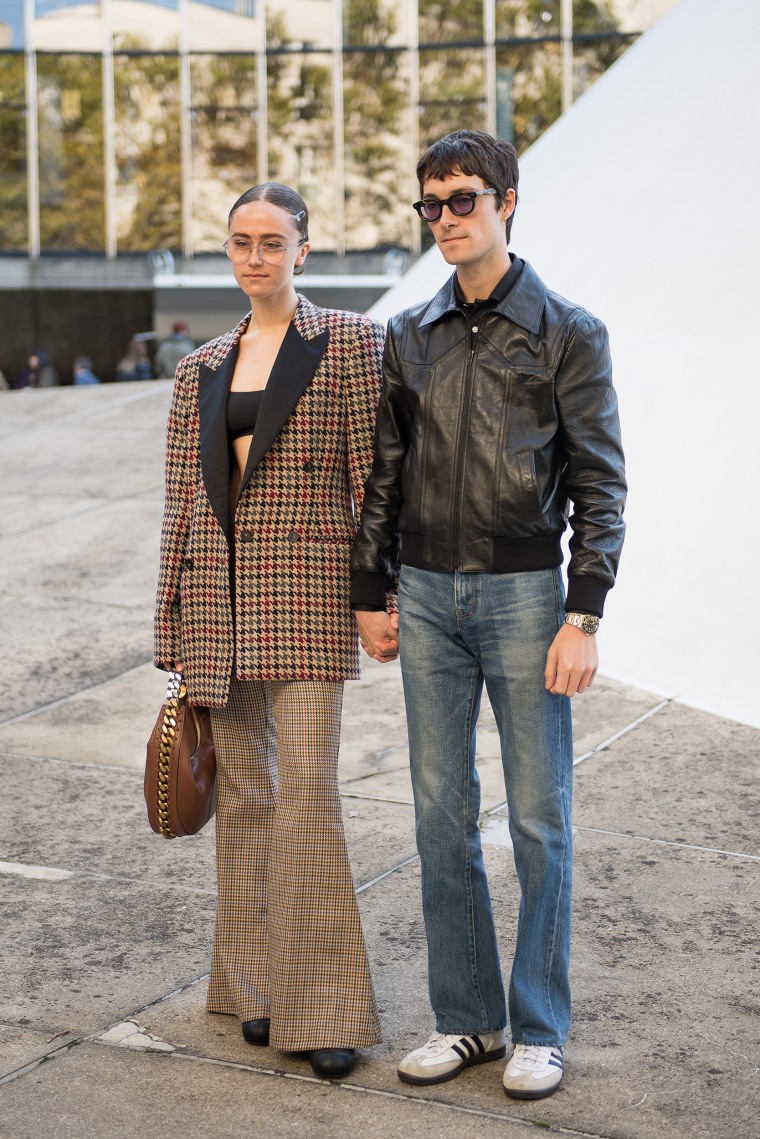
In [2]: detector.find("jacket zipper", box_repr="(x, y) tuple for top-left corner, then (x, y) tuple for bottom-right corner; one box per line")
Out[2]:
(452, 317), (480, 568)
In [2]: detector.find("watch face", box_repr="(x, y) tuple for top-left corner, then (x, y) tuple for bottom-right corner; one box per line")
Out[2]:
(581, 614), (600, 634)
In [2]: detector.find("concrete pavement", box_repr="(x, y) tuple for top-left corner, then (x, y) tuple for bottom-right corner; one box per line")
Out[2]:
(0, 383), (758, 1138)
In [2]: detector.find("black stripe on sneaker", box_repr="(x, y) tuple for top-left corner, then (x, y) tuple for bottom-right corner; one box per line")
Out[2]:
(548, 1055), (563, 1069)
(459, 1038), (476, 1057)
(471, 1035), (485, 1054)
(451, 1044), (467, 1061)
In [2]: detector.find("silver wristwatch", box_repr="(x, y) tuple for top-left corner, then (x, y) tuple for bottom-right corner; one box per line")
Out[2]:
(564, 612), (600, 636)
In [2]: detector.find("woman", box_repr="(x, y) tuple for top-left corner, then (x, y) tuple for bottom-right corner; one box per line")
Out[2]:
(115, 337), (153, 381)
(154, 183), (385, 1078)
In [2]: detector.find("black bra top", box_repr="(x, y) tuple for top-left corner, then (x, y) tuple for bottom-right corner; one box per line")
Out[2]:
(227, 389), (264, 441)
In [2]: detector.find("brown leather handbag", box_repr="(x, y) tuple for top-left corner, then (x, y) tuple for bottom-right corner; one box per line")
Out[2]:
(145, 671), (216, 839)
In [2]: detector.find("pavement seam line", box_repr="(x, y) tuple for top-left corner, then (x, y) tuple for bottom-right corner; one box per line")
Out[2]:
(0, 859), (218, 895)
(165, 1050), (616, 1138)
(0, 972), (212, 1087)
(0, 1036), (89, 1087)
(0, 971), (208, 1088)
(0, 749), (145, 775)
(0, 384), (171, 440)
(341, 791), (414, 806)
(572, 696), (675, 767)
(356, 854), (420, 894)
(479, 696), (677, 823)
(0, 659), (155, 729)
(0, 492), (163, 545)
(573, 825), (760, 863)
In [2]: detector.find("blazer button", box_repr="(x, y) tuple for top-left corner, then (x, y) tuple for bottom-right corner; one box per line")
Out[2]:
(287, 530), (300, 543)
(240, 530), (254, 543)
(303, 460), (315, 472)
(184, 556), (194, 568)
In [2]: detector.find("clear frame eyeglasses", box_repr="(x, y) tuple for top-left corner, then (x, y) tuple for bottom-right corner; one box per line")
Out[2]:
(412, 188), (498, 223)
(223, 237), (304, 264)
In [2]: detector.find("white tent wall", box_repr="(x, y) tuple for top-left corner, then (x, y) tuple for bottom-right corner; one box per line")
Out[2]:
(370, 0), (760, 728)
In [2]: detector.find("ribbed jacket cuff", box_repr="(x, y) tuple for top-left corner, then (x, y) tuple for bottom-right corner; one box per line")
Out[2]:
(350, 571), (388, 611)
(565, 575), (608, 618)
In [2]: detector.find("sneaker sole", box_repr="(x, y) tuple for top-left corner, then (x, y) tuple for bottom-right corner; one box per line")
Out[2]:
(398, 1044), (507, 1086)
(503, 1077), (563, 1100)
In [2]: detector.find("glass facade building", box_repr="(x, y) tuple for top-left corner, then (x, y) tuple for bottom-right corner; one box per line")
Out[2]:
(0, 0), (647, 259)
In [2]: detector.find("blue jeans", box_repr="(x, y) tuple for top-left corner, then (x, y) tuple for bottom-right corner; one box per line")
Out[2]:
(398, 566), (573, 1046)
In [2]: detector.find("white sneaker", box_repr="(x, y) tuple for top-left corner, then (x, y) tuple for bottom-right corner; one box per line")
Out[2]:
(398, 1030), (507, 1086)
(503, 1044), (564, 1099)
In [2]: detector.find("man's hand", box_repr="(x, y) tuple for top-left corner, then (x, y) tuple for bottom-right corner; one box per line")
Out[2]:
(355, 610), (400, 663)
(544, 624), (598, 696)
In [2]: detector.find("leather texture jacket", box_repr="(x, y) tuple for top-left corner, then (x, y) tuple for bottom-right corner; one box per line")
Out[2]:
(351, 259), (626, 616)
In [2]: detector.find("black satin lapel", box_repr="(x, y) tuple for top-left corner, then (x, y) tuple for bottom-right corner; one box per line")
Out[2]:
(198, 351), (237, 542)
(241, 323), (330, 490)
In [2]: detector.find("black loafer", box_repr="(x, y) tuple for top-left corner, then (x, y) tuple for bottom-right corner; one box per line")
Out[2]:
(241, 1018), (270, 1045)
(309, 1048), (356, 1079)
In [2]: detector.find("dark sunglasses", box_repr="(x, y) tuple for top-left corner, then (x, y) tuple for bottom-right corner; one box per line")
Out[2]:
(412, 188), (498, 222)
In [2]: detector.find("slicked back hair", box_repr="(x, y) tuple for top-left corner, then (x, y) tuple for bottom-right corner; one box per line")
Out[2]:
(416, 129), (519, 242)
(228, 182), (309, 274)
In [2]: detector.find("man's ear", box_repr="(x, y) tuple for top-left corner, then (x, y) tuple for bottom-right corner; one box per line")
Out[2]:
(501, 188), (517, 220)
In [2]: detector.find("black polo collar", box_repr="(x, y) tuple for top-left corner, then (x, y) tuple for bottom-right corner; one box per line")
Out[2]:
(453, 254), (524, 315)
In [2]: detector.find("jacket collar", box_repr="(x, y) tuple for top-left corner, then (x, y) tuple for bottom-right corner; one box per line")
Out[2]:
(197, 296), (330, 543)
(418, 257), (548, 335)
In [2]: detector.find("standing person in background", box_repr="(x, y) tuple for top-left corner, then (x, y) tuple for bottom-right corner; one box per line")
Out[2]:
(115, 337), (153, 382)
(351, 130), (626, 1100)
(154, 182), (387, 1080)
(72, 356), (101, 385)
(154, 320), (196, 379)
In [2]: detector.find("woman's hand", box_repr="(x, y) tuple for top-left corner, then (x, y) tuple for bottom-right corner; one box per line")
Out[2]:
(355, 611), (400, 663)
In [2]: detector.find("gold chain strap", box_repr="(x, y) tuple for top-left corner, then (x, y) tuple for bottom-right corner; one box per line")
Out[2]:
(155, 671), (187, 840)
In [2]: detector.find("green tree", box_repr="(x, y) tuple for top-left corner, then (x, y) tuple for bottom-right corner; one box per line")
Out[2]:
(496, 0), (627, 152)
(189, 54), (259, 247)
(114, 47), (181, 251)
(266, 11), (333, 187)
(417, 0), (487, 149)
(418, 0), (483, 43)
(0, 54), (27, 249)
(37, 54), (105, 250)
(342, 0), (408, 243)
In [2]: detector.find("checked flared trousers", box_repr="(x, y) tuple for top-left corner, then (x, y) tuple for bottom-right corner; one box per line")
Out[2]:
(207, 677), (382, 1051)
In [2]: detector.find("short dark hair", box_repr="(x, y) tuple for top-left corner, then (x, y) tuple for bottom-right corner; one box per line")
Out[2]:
(228, 182), (309, 274)
(416, 130), (519, 242)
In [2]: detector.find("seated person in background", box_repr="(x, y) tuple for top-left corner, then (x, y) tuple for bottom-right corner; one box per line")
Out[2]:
(154, 320), (196, 378)
(73, 356), (101, 385)
(11, 350), (60, 389)
(115, 337), (154, 382)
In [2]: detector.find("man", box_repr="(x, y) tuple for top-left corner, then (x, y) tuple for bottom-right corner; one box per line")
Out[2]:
(154, 320), (196, 379)
(351, 130), (626, 1100)
(72, 356), (100, 385)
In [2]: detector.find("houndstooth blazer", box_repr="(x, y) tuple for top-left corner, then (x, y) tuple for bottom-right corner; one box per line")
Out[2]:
(154, 295), (385, 707)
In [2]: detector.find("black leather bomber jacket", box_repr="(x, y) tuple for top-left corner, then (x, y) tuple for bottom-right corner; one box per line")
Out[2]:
(350, 259), (627, 617)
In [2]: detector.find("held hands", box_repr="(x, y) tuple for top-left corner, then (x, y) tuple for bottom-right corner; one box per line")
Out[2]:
(544, 624), (598, 697)
(355, 610), (400, 663)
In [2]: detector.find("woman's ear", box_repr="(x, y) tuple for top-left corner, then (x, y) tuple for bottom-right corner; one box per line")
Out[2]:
(294, 242), (311, 275)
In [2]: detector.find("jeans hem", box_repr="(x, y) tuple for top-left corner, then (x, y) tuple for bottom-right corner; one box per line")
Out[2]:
(437, 1022), (508, 1036)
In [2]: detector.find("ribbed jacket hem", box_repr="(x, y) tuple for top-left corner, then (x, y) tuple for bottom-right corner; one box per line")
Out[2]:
(399, 531), (564, 574)
(350, 534), (611, 618)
